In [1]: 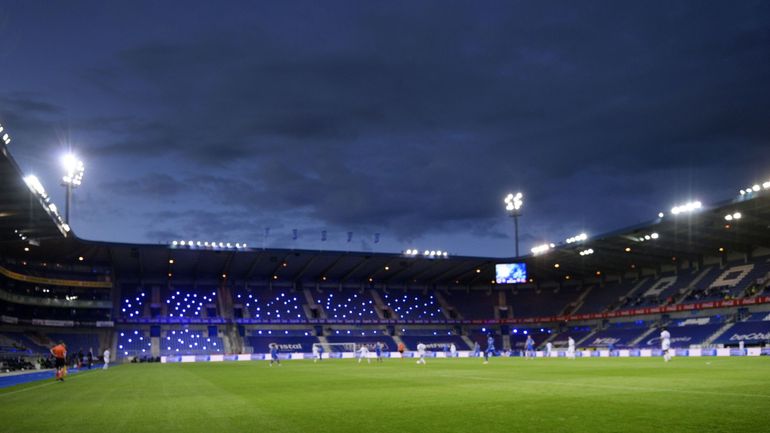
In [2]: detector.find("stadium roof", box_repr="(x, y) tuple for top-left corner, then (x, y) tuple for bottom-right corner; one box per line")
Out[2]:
(0, 144), (69, 243)
(2, 144), (769, 286)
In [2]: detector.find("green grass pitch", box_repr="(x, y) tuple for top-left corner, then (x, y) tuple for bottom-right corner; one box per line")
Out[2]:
(1, 357), (769, 433)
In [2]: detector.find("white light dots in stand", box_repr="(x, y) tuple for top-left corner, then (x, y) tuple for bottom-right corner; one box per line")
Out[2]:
(579, 249), (594, 256)
(724, 212), (742, 221)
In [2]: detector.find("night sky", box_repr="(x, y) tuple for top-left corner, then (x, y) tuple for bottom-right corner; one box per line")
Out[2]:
(1, 1), (769, 257)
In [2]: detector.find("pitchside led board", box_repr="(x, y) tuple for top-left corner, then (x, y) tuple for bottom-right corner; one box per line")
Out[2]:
(495, 263), (527, 284)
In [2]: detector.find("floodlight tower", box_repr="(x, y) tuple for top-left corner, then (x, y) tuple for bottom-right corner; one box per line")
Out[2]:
(504, 192), (524, 257)
(61, 153), (85, 224)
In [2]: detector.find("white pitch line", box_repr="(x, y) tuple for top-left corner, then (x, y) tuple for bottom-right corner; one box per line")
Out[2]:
(0, 371), (88, 398)
(436, 373), (770, 400)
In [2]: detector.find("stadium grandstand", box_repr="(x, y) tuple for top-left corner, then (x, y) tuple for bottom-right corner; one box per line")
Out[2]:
(2, 139), (770, 370)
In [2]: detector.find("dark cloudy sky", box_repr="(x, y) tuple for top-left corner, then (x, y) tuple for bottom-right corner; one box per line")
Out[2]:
(1, 1), (768, 257)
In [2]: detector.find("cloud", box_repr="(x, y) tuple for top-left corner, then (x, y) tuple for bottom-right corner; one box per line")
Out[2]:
(2, 1), (769, 255)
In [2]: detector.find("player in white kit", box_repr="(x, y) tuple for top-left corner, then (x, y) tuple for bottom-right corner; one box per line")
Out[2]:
(358, 344), (371, 364)
(102, 348), (110, 369)
(312, 344), (320, 363)
(545, 341), (553, 358)
(567, 337), (576, 359)
(449, 343), (457, 358)
(416, 342), (427, 364)
(660, 328), (672, 362)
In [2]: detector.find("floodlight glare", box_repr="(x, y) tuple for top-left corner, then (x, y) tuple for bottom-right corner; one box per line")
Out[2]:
(23, 175), (47, 197)
(504, 192), (524, 256)
(671, 201), (702, 215)
(566, 233), (588, 244)
(752, 184), (760, 192)
(763, 181), (770, 189)
(61, 153), (85, 186)
(60, 153), (86, 224)
(531, 243), (552, 255)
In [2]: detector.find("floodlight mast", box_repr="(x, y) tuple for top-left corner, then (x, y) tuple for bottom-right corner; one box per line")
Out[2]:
(504, 192), (524, 257)
(61, 153), (85, 224)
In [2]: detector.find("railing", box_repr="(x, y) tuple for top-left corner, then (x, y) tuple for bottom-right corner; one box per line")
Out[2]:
(0, 265), (112, 288)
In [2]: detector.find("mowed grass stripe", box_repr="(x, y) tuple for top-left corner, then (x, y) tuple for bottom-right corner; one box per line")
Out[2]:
(0, 358), (768, 433)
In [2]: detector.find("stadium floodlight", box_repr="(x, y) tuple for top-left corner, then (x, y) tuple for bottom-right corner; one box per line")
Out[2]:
(658, 212), (664, 218)
(531, 243), (553, 255)
(763, 181), (770, 190)
(670, 201), (702, 215)
(23, 175), (48, 198)
(752, 184), (760, 192)
(504, 192), (524, 257)
(566, 233), (588, 244)
(725, 212), (742, 221)
(61, 153), (85, 224)
(1, 123), (10, 145)
(579, 249), (594, 256)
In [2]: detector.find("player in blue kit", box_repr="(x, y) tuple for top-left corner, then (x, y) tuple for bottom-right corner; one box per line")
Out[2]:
(483, 335), (495, 364)
(269, 343), (281, 367)
(525, 335), (535, 359)
(375, 342), (384, 363)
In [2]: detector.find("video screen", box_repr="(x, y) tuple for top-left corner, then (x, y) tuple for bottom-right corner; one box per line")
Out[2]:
(495, 263), (527, 284)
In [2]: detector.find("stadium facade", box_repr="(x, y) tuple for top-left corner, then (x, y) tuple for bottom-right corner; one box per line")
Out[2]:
(2, 140), (770, 368)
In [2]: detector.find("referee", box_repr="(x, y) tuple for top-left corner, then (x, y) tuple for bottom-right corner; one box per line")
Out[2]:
(50, 341), (67, 381)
